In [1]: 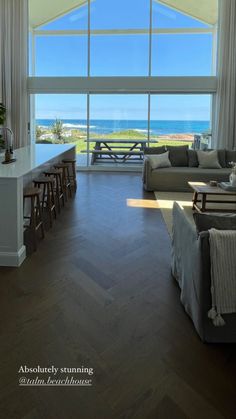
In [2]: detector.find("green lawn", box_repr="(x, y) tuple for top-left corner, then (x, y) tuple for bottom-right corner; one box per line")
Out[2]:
(36, 128), (193, 154)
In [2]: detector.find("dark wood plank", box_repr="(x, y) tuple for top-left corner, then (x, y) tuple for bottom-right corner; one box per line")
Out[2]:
(0, 173), (235, 419)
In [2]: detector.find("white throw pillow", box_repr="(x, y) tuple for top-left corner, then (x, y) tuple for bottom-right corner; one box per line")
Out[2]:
(197, 150), (222, 169)
(147, 151), (171, 170)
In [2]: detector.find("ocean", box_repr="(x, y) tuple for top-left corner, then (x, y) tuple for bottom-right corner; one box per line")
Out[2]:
(36, 119), (210, 136)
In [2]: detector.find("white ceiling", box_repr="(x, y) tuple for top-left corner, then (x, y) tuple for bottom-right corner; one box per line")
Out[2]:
(29, 0), (88, 29)
(29, 0), (218, 29)
(159, 0), (218, 26)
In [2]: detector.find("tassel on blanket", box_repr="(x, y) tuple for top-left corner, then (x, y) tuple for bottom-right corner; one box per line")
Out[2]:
(208, 307), (225, 326)
(208, 307), (217, 320)
(213, 314), (225, 327)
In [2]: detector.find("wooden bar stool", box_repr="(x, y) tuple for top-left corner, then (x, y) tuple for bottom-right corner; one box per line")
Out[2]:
(53, 163), (72, 201)
(23, 187), (45, 251)
(33, 177), (57, 227)
(44, 169), (65, 213)
(62, 158), (77, 192)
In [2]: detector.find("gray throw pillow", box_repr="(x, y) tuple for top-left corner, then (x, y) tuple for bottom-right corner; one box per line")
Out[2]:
(193, 212), (236, 233)
(146, 151), (171, 170)
(217, 149), (227, 168)
(144, 146), (166, 155)
(226, 150), (236, 167)
(188, 149), (198, 167)
(200, 149), (226, 168)
(197, 150), (221, 169)
(166, 145), (189, 167)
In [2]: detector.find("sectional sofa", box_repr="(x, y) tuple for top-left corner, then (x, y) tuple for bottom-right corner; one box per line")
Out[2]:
(143, 146), (235, 192)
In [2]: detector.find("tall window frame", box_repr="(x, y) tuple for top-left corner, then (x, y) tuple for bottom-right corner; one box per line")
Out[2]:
(28, 0), (218, 169)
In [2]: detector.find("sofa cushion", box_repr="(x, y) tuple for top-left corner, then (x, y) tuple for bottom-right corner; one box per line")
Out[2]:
(193, 212), (236, 233)
(148, 167), (231, 192)
(146, 151), (171, 170)
(217, 149), (227, 168)
(144, 146), (166, 155)
(226, 150), (236, 167)
(197, 150), (221, 169)
(166, 145), (189, 167)
(188, 149), (198, 167)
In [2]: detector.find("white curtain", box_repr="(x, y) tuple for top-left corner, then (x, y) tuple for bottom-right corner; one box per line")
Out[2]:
(212, 0), (236, 150)
(0, 0), (29, 149)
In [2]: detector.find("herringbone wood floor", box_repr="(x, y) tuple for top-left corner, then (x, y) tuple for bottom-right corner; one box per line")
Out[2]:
(0, 173), (235, 419)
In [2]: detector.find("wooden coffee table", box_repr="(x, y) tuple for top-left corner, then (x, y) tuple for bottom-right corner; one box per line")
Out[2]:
(188, 182), (236, 212)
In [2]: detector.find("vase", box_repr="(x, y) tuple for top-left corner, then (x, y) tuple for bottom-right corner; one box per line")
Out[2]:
(229, 172), (236, 187)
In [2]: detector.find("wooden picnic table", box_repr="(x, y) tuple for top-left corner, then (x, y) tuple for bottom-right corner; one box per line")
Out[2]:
(83, 138), (158, 165)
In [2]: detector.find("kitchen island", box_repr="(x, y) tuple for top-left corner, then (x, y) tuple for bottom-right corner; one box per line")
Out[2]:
(0, 144), (76, 267)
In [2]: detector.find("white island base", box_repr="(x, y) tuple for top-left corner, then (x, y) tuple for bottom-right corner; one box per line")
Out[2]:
(0, 144), (76, 267)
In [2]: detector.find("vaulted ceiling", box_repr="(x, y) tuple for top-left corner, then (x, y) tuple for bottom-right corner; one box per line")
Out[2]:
(29, 0), (218, 29)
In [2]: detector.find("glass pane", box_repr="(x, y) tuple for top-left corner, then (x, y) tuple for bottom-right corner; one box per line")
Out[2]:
(89, 94), (148, 166)
(150, 94), (211, 149)
(33, 94), (87, 166)
(90, 0), (150, 76)
(91, 0), (150, 30)
(90, 35), (149, 76)
(35, 35), (87, 76)
(152, 34), (212, 76)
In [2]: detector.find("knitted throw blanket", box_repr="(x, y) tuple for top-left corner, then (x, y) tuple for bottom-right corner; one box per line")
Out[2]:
(208, 229), (236, 326)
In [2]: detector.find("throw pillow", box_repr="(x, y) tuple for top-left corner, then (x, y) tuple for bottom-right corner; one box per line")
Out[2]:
(144, 146), (166, 155)
(166, 145), (189, 167)
(146, 151), (171, 170)
(188, 149), (198, 167)
(217, 149), (227, 168)
(197, 150), (222, 169)
(193, 212), (236, 233)
(226, 150), (236, 167)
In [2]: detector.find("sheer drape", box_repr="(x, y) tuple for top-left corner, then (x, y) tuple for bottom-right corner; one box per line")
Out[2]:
(212, 0), (236, 150)
(0, 0), (28, 149)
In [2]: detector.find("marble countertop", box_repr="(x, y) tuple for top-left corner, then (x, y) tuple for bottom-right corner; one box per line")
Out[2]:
(0, 144), (75, 179)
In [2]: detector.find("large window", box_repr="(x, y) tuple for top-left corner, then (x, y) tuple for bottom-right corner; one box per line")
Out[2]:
(29, 0), (218, 168)
(33, 93), (211, 166)
(30, 0), (217, 77)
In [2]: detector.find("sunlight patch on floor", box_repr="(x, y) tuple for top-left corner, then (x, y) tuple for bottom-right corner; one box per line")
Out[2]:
(126, 199), (159, 209)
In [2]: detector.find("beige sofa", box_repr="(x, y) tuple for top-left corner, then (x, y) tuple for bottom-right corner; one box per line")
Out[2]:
(143, 146), (235, 192)
(172, 202), (236, 342)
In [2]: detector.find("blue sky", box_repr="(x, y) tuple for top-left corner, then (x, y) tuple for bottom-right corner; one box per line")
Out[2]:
(36, 94), (211, 121)
(33, 0), (213, 121)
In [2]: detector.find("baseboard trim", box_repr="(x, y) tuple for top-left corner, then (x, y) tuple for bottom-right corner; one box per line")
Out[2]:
(0, 246), (26, 267)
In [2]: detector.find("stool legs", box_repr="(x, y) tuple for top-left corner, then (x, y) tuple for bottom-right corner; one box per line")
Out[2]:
(42, 181), (57, 227)
(24, 189), (45, 251)
(54, 164), (72, 201)
(34, 179), (57, 228)
(62, 159), (77, 192)
(55, 173), (62, 213)
(30, 195), (37, 251)
(65, 166), (72, 199)
(36, 194), (45, 241)
(44, 171), (65, 213)
(72, 162), (77, 191)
